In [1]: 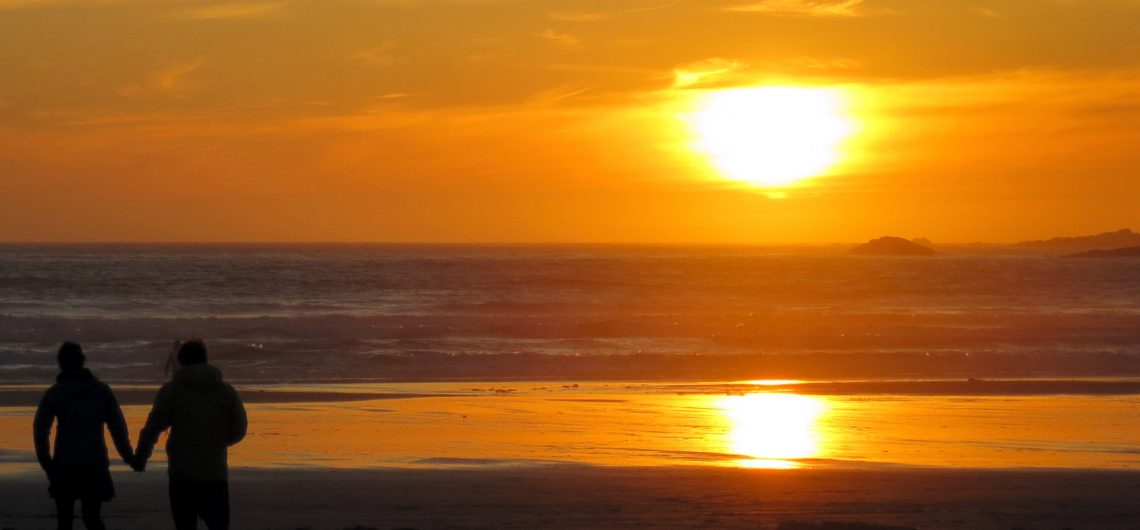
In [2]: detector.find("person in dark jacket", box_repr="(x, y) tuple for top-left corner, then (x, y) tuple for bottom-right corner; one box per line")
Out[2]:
(33, 342), (135, 530)
(134, 339), (247, 530)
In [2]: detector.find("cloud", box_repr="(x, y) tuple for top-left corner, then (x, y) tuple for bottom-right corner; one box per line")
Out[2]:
(353, 43), (398, 66)
(672, 58), (745, 88)
(548, 11), (612, 22)
(669, 55), (860, 90)
(537, 29), (581, 48)
(771, 55), (862, 71)
(0, 0), (286, 13)
(181, 2), (284, 20)
(546, 0), (680, 23)
(375, 93), (412, 99)
(728, 0), (867, 17)
(973, 7), (1000, 18)
(527, 84), (595, 107)
(0, 0), (121, 9)
(116, 60), (207, 99)
(0, 0), (50, 8)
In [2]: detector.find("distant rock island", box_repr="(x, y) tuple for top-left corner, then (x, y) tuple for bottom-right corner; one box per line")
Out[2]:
(848, 236), (936, 256)
(1016, 228), (1140, 248)
(1064, 246), (1140, 258)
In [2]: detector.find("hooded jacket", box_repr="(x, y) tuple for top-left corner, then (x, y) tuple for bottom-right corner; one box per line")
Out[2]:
(136, 363), (247, 481)
(33, 368), (133, 472)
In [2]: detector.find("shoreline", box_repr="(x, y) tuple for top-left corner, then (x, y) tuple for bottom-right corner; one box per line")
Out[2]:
(0, 388), (435, 407)
(3, 378), (1140, 407)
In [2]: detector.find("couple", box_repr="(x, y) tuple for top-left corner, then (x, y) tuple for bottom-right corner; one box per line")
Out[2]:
(33, 341), (248, 530)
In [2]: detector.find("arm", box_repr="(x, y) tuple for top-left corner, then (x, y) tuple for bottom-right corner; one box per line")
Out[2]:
(135, 384), (174, 464)
(102, 385), (134, 465)
(32, 391), (55, 474)
(228, 387), (247, 446)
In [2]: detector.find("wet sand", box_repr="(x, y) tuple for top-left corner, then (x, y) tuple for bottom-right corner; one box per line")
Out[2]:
(3, 381), (1138, 471)
(1, 466), (1138, 529)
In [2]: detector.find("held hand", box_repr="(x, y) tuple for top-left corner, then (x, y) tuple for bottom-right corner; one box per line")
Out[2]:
(128, 454), (148, 472)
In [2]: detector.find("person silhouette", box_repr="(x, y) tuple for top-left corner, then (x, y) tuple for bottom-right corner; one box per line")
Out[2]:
(33, 342), (135, 530)
(133, 339), (247, 530)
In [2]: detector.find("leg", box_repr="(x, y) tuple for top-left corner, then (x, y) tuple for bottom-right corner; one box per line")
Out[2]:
(79, 499), (106, 530)
(197, 480), (230, 530)
(54, 497), (75, 530)
(169, 477), (198, 530)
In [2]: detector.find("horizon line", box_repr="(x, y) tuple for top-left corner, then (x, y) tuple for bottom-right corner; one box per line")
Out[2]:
(0, 239), (1057, 247)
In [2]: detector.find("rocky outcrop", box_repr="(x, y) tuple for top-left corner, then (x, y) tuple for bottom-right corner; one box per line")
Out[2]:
(848, 236), (936, 256)
(1017, 228), (1140, 248)
(1064, 245), (1140, 258)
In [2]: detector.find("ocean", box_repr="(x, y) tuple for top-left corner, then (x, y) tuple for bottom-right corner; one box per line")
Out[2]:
(2, 243), (1139, 384)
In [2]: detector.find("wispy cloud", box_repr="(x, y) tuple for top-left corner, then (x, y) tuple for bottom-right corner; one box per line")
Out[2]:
(548, 11), (612, 22)
(547, 0), (680, 23)
(375, 93), (412, 100)
(1, 0), (287, 14)
(672, 58), (744, 88)
(537, 29), (581, 48)
(973, 7), (1000, 18)
(116, 60), (207, 99)
(773, 55), (862, 71)
(0, 0), (48, 9)
(0, 0), (125, 9)
(528, 84), (595, 107)
(728, 0), (867, 17)
(181, 2), (284, 20)
(353, 43), (398, 66)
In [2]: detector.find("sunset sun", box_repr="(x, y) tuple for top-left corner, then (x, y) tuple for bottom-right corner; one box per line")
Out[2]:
(688, 86), (857, 189)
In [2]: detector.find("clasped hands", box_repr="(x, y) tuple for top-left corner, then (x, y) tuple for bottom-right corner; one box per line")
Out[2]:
(124, 453), (148, 472)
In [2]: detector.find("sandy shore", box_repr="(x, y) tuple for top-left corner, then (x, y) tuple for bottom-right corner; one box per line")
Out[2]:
(1, 466), (1137, 530)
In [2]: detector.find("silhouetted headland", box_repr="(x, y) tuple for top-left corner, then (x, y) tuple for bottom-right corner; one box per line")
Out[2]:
(1064, 245), (1140, 258)
(678, 379), (1140, 396)
(848, 236), (936, 256)
(1017, 228), (1140, 248)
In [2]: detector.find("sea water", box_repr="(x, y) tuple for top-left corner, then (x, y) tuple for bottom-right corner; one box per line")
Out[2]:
(1, 243), (1139, 383)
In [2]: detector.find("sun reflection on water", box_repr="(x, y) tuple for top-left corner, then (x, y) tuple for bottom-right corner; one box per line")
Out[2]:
(718, 393), (828, 469)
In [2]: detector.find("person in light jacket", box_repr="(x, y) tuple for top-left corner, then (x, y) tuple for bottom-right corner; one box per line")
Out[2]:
(34, 342), (135, 530)
(134, 339), (247, 530)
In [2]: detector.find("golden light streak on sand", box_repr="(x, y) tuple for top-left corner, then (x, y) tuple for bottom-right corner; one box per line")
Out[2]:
(717, 393), (828, 468)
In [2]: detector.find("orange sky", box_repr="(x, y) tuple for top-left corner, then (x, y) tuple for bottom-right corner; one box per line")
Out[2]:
(1, 0), (1138, 243)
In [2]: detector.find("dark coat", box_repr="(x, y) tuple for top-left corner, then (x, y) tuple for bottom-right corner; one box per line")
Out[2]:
(33, 368), (133, 473)
(137, 363), (247, 481)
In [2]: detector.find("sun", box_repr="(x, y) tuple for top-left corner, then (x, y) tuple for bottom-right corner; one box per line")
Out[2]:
(687, 86), (857, 189)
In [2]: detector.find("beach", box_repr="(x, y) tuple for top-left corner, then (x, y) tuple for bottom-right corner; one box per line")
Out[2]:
(3, 246), (1140, 528)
